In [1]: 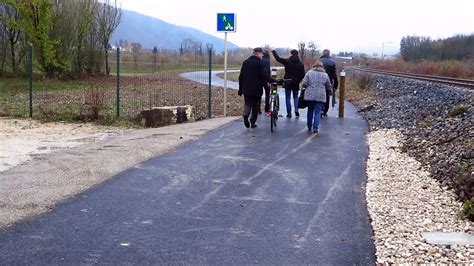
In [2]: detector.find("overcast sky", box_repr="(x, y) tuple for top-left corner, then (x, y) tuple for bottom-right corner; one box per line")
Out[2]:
(117, 0), (473, 55)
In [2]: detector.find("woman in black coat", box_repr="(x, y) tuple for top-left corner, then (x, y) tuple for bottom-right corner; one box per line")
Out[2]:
(270, 48), (305, 118)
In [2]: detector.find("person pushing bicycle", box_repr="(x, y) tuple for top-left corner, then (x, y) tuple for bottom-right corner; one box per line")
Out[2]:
(238, 47), (276, 129)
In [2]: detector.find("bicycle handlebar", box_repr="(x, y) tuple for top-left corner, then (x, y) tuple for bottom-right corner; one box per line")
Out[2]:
(271, 79), (292, 85)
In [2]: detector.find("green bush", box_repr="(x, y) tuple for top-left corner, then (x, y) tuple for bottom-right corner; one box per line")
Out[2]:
(449, 104), (469, 117)
(459, 198), (474, 221)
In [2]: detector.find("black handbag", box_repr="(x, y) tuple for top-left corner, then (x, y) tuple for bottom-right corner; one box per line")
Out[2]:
(298, 89), (308, 109)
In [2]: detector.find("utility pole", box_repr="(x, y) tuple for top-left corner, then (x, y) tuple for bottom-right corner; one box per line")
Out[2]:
(381, 41), (394, 58)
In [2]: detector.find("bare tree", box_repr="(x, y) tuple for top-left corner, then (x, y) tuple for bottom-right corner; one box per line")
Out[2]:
(197, 42), (202, 56)
(130, 42), (141, 68)
(97, 0), (121, 75)
(205, 42), (214, 55)
(298, 41), (306, 61)
(0, 4), (6, 73)
(180, 38), (193, 53)
(1, 2), (20, 72)
(308, 41), (320, 58)
(152, 46), (158, 71)
(180, 38), (204, 54)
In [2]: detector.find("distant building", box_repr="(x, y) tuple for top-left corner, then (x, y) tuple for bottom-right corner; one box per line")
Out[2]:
(334, 56), (353, 65)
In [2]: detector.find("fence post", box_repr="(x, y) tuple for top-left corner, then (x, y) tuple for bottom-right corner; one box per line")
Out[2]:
(116, 47), (120, 119)
(338, 70), (346, 118)
(208, 49), (212, 119)
(28, 43), (33, 118)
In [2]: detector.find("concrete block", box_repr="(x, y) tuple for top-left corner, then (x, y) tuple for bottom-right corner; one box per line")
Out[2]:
(422, 232), (474, 246)
(140, 105), (193, 128)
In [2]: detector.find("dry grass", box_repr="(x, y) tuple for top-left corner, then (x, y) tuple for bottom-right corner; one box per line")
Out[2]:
(343, 73), (377, 104)
(370, 58), (474, 79)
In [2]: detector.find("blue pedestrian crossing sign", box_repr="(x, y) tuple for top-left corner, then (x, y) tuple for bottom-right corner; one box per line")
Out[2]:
(217, 13), (236, 32)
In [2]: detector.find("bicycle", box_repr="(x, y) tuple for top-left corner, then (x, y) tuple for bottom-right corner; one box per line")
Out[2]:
(269, 79), (290, 133)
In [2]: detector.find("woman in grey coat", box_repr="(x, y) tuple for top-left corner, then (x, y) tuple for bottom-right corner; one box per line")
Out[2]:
(301, 60), (332, 133)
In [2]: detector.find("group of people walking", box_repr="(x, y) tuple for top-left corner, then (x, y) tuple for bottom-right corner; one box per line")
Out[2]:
(238, 47), (338, 133)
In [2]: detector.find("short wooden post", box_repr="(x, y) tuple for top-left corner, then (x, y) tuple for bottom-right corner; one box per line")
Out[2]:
(338, 70), (346, 118)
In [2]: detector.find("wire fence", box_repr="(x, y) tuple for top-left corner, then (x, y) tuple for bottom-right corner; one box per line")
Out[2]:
(110, 48), (212, 121)
(0, 47), (242, 124)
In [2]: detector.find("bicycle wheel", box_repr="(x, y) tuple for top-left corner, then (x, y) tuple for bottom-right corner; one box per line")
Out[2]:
(270, 113), (274, 132)
(273, 110), (278, 128)
(270, 97), (275, 133)
(275, 96), (279, 120)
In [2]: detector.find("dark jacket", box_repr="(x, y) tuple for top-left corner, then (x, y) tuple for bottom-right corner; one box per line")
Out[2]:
(320, 54), (339, 90)
(262, 53), (271, 89)
(262, 53), (271, 76)
(271, 50), (305, 90)
(238, 55), (274, 98)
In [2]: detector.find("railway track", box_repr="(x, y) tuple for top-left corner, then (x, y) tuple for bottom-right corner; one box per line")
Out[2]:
(347, 66), (474, 89)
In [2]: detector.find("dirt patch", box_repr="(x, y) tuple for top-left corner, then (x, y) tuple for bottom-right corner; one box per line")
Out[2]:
(0, 118), (125, 172)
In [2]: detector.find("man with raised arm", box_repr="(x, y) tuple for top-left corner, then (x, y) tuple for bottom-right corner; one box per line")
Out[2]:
(270, 48), (305, 118)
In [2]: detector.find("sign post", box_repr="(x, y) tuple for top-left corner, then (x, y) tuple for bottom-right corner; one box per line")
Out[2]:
(217, 13), (235, 117)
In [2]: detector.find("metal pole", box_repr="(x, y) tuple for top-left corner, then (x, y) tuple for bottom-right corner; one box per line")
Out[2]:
(381, 41), (394, 59)
(28, 44), (33, 118)
(223, 32), (228, 117)
(338, 70), (346, 118)
(116, 47), (120, 119)
(208, 49), (212, 119)
(381, 42), (384, 58)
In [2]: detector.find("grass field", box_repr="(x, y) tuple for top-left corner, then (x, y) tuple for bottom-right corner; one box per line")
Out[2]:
(0, 65), (243, 125)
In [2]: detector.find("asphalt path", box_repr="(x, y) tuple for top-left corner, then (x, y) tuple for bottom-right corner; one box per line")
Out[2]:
(0, 95), (375, 264)
(179, 70), (240, 89)
(179, 67), (283, 90)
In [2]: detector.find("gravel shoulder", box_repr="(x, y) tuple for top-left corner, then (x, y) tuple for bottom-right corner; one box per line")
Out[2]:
(0, 117), (237, 229)
(367, 129), (473, 264)
(347, 74), (473, 263)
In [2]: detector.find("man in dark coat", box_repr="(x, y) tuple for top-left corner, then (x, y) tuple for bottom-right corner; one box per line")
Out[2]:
(320, 49), (339, 117)
(270, 48), (305, 118)
(238, 47), (275, 128)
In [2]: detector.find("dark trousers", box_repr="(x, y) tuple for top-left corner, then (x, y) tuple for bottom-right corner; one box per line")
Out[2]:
(243, 96), (260, 124)
(285, 88), (299, 115)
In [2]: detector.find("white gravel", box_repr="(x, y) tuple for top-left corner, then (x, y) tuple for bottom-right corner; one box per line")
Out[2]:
(366, 129), (473, 264)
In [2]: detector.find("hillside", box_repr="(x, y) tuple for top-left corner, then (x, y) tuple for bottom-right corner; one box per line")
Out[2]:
(111, 9), (238, 52)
